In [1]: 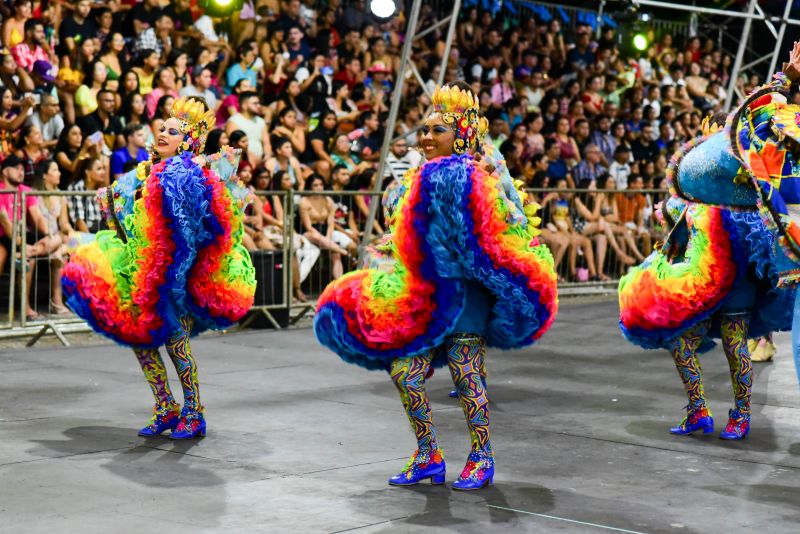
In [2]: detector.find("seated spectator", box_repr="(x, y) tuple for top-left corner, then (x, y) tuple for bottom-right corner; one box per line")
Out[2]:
(77, 88), (124, 152)
(272, 107), (306, 155)
(131, 49), (159, 96)
(298, 173), (348, 280)
(67, 156), (107, 233)
(265, 136), (307, 191)
(631, 123), (659, 164)
(99, 32), (127, 84)
(25, 93), (64, 151)
(616, 174), (652, 256)
(110, 123), (148, 179)
(179, 65), (218, 111)
(330, 133), (371, 176)
(0, 155), (49, 321)
(226, 42), (258, 94)
(0, 52), (34, 103)
(551, 115), (580, 168)
(0, 91), (35, 154)
(3, 0), (31, 50)
(544, 138), (573, 187)
(30, 159), (73, 315)
(590, 114), (616, 167)
(15, 124), (50, 185)
(573, 144), (606, 187)
(327, 80), (360, 128)
(329, 165), (359, 256)
(597, 173), (645, 263)
(204, 129), (229, 156)
(608, 145), (632, 190)
(74, 60), (108, 117)
(384, 137), (422, 185)
(303, 110), (337, 179)
(11, 17), (52, 72)
(550, 178), (598, 282)
(238, 162), (276, 253)
(226, 91), (271, 167)
(145, 66), (179, 118)
(54, 124), (100, 188)
(134, 11), (173, 58)
(352, 110), (382, 162)
(216, 77), (252, 127)
(120, 91), (150, 128)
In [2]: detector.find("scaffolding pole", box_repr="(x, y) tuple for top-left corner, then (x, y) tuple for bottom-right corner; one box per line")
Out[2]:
(724, 0), (757, 112)
(358, 0), (462, 262)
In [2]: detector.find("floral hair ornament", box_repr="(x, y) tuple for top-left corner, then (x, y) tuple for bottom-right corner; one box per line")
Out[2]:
(171, 96), (217, 155)
(431, 84), (482, 154)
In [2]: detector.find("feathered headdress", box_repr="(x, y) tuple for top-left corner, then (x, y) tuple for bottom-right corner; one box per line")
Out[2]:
(171, 96), (216, 155)
(431, 85), (482, 154)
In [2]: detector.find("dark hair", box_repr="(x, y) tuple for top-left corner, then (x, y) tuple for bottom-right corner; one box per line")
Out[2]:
(122, 159), (139, 174)
(24, 17), (43, 34)
(357, 110), (375, 128)
(155, 94), (175, 119)
(332, 79), (348, 96)
(17, 123), (38, 149)
(271, 135), (291, 152)
(238, 91), (259, 105)
(137, 48), (158, 67)
(331, 164), (348, 175)
(272, 170), (288, 191)
(120, 91), (150, 124)
(544, 137), (558, 153)
(54, 124), (81, 156)
(204, 129), (226, 155)
(229, 129), (248, 147)
(304, 173), (325, 190)
(123, 122), (146, 140)
(32, 158), (56, 189)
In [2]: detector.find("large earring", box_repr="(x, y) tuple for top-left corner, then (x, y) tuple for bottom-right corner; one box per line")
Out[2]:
(179, 140), (191, 153)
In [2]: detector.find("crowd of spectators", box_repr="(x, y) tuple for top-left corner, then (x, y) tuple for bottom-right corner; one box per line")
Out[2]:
(0, 0), (743, 316)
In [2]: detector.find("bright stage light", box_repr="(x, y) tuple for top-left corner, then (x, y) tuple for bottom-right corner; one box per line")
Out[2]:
(370, 0), (396, 19)
(633, 33), (649, 51)
(199, 0), (242, 18)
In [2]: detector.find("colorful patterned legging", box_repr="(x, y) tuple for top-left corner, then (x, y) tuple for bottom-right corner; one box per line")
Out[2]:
(132, 317), (203, 413)
(390, 334), (491, 454)
(671, 315), (752, 414)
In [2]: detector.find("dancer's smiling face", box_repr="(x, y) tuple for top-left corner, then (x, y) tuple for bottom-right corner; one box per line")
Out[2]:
(156, 117), (184, 158)
(419, 113), (455, 160)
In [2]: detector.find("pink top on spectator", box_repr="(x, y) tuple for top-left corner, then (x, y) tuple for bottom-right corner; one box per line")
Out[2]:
(0, 185), (38, 237)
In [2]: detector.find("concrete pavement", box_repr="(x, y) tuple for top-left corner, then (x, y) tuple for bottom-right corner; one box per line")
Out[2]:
(1, 298), (799, 533)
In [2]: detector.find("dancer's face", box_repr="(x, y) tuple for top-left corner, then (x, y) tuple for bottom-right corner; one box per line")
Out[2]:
(419, 114), (455, 160)
(156, 117), (184, 158)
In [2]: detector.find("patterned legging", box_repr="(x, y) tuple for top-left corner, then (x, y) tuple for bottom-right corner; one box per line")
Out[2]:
(390, 334), (491, 454)
(671, 315), (752, 414)
(132, 317), (203, 413)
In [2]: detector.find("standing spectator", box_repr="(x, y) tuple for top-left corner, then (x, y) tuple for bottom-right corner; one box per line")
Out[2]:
(77, 88), (124, 152)
(226, 91), (271, 166)
(179, 66), (218, 111)
(67, 156), (107, 233)
(26, 93), (63, 151)
(11, 18), (51, 72)
(110, 123), (148, 179)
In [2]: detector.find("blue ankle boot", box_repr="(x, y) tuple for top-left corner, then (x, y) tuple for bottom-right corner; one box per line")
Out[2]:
(670, 405), (714, 435)
(388, 448), (446, 486)
(452, 450), (494, 491)
(719, 409), (750, 440)
(169, 408), (206, 440)
(138, 405), (181, 436)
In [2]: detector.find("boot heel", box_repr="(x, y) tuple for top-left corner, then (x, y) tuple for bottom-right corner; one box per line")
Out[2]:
(431, 473), (445, 484)
(702, 425), (714, 434)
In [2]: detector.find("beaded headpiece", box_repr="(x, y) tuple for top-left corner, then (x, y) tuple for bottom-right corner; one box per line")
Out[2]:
(431, 85), (482, 154)
(171, 96), (216, 155)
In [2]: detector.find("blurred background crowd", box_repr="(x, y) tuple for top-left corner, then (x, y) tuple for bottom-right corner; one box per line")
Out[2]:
(0, 0), (763, 317)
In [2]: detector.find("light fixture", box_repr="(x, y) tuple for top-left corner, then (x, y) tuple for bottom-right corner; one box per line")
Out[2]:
(369, 0), (396, 19)
(199, 0), (243, 18)
(632, 33), (648, 51)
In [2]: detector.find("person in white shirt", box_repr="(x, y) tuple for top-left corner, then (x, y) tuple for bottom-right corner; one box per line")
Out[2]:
(384, 138), (422, 184)
(225, 91), (271, 166)
(179, 66), (218, 111)
(608, 145), (632, 190)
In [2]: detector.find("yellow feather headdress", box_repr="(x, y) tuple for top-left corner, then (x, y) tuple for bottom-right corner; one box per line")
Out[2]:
(431, 85), (483, 154)
(171, 96), (217, 155)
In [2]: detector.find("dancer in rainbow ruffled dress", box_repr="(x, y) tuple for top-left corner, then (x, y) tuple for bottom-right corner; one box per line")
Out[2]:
(315, 83), (558, 490)
(618, 100), (797, 441)
(62, 97), (256, 439)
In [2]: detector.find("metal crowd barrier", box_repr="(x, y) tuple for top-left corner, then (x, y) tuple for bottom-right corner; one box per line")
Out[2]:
(0, 186), (670, 346)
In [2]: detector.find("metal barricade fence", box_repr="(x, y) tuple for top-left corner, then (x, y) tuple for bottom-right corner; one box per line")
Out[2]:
(0, 188), (20, 330)
(525, 187), (669, 289)
(2, 186), (670, 344)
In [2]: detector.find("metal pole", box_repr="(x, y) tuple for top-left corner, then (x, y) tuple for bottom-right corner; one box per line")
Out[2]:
(634, 0), (800, 24)
(436, 0), (461, 87)
(358, 0), (424, 261)
(724, 0), (758, 112)
(767, 0), (794, 78)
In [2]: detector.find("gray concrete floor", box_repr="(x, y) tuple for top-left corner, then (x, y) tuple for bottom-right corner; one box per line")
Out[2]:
(1, 298), (800, 533)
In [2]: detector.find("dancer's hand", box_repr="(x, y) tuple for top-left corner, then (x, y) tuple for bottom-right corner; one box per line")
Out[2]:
(784, 41), (800, 82)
